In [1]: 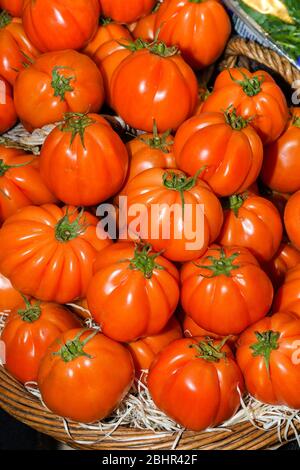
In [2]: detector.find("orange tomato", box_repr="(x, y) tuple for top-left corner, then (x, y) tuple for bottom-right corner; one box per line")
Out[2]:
(182, 314), (237, 349)
(273, 264), (300, 318)
(0, 204), (112, 303)
(100, 0), (155, 24)
(174, 109), (263, 197)
(131, 2), (160, 42)
(38, 328), (134, 423)
(0, 77), (17, 133)
(0, 146), (57, 222)
(0, 273), (23, 313)
(181, 245), (273, 335)
(87, 242), (180, 343)
(284, 190), (300, 251)
(14, 50), (104, 131)
(83, 18), (132, 59)
(0, 0), (23, 17)
(202, 68), (289, 144)
(263, 243), (300, 290)
(148, 336), (244, 431)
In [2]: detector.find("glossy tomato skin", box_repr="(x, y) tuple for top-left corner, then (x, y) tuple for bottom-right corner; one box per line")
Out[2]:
(263, 243), (300, 290)
(87, 242), (180, 342)
(14, 50), (104, 131)
(261, 108), (300, 193)
(0, 204), (112, 304)
(110, 48), (198, 132)
(156, 0), (231, 69)
(0, 15), (39, 85)
(202, 68), (289, 144)
(148, 337), (244, 431)
(273, 265), (300, 318)
(127, 317), (182, 379)
(100, 0), (155, 24)
(40, 114), (129, 206)
(0, 78), (17, 133)
(181, 245), (273, 335)
(38, 328), (135, 423)
(174, 112), (263, 197)
(131, 8), (157, 42)
(284, 190), (300, 251)
(182, 314), (238, 350)
(236, 312), (300, 408)
(1, 300), (80, 383)
(22, 0), (100, 52)
(122, 168), (223, 262)
(0, 0), (23, 17)
(0, 147), (57, 222)
(83, 21), (132, 59)
(218, 193), (283, 263)
(0, 273), (23, 313)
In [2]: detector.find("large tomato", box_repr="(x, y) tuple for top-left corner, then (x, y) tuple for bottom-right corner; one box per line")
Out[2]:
(236, 312), (300, 408)
(127, 317), (182, 380)
(0, 204), (112, 303)
(1, 298), (80, 383)
(273, 265), (300, 318)
(263, 243), (300, 290)
(0, 146), (56, 222)
(87, 242), (180, 342)
(261, 108), (300, 193)
(110, 40), (198, 132)
(131, 2), (160, 42)
(155, 0), (231, 69)
(148, 336), (244, 431)
(0, 0), (23, 17)
(100, 0), (155, 24)
(14, 50), (104, 131)
(0, 77), (17, 133)
(40, 113), (128, 206)
(182, 314), (238, 349)
(218, 192), (283, 263)
(122, 168), (223, 262)
(0, 273), (23, 314)
(0, 14), (39, 85)
(38, 328), (134, 423)
(22, 0), (100, 52)
(202, 68), (289, 144)
(284, 190), (300, 251)
(181, 245), (273, 335)
(83, 18), (132, 59)
(174, 109), (263, 197)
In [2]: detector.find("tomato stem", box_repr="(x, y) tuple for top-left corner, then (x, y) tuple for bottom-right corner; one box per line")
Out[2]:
(100, 16), (112, 25)
(53, 329), (98, 363)
(55, 207), (88, 243)
(228, 69), (265, 97)
(0, 158), (34, 177)
(139, 120), (173, 153)
(59, 112), (96, 147)
(250, 330), (280, 376)
(292, 115), (300, 128)
(194, 248), (240, 277)
(228, 193), (248, 217)
(51, 66), (75, 102)
(18, 295), (41, 323)
(189, 336), (229, 362)
(0, 10), (12, 28)
(124, 243), (164, 279)
(224, 106), (252, 130)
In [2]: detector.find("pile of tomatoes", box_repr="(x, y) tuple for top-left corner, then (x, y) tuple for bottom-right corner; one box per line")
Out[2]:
(1, 0), (300, 433)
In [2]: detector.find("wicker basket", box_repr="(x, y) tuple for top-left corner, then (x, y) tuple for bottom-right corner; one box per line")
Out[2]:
(1, 38), (300, 451)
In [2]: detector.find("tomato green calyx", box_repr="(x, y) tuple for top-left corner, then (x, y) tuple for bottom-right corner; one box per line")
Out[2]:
(250, 330), (280, 376)
(148, 40), (178, 57)
(53, 329), (98, 363)
(152, 2), (162, 13)
(0, 158), (33, 177)
(126, 243), (164, 279)
(140, 120), (173, 153)
(101, 17), (112, 25)
(60, 112), (96, 147)
(228, 69), (264, 97)
(228, 193), (248, 217)
(0, 10), (12, 28)
(224, 106), (252, 130)
(195, 248), (240, 278)
(51, 66), (75, 102)
(189, 336), (229, 363)
(119, 38), (148, 52)
(292, 115), (300, 128)
(18, 295), (41, 323)
(163, 168), (204, 217)
(55, 207), (88, 243)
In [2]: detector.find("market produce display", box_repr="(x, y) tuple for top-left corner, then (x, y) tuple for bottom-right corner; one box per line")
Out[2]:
(0, 0), (300, 450)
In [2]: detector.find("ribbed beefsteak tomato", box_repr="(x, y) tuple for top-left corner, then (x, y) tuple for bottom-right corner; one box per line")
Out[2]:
(273, 264), (300, 319)
(263, 243), (300, 290)
(0, 0), (23, 17)
(83, 18), (132, 59)
(284, 190), (300, 251)
(100, 0), (155, 24)
(0, 77), (17, 133)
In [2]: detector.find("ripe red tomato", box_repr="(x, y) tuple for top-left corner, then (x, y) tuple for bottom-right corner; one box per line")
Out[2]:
(0, 146), (57, 222)
(22, 0), (100, 52)
(38, 328), (135, 423)
(148, 336), (244, 431)
(0, 77), (17, 133)
(83, 19), (132, 59)
(0, 0), (23, 17)
(156, 0), (231, 69)
(110, 41), (198, 132)
(181, 245), (273, 335)
(261, 108), (300, 193)
(174, 109), (263, 197)
(0, 273), (23, 314)
(127, 317), (182, 380)
(87, 242), (180, 342)
(263, 243), (300, 290)
(236, 312), (300, 408)
(14, 49), (104, 131)
(40, 113), (129, 206)
(218, 192), (283, 263)
(273, 264), (300, 318)
(202, 68), (289, 144)
(131, 3), (160, 42)
(100, 0), (155, 24)
(0, 204), (112, 303)
(1, 298), (80, 383)
(0, 14), (39, 85)
(122, 168), (223, 262)
(284, 190), (300, 251)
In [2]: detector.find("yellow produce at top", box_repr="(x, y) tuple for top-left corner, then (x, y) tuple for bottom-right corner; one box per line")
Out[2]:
(242, 0), (294, 24)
